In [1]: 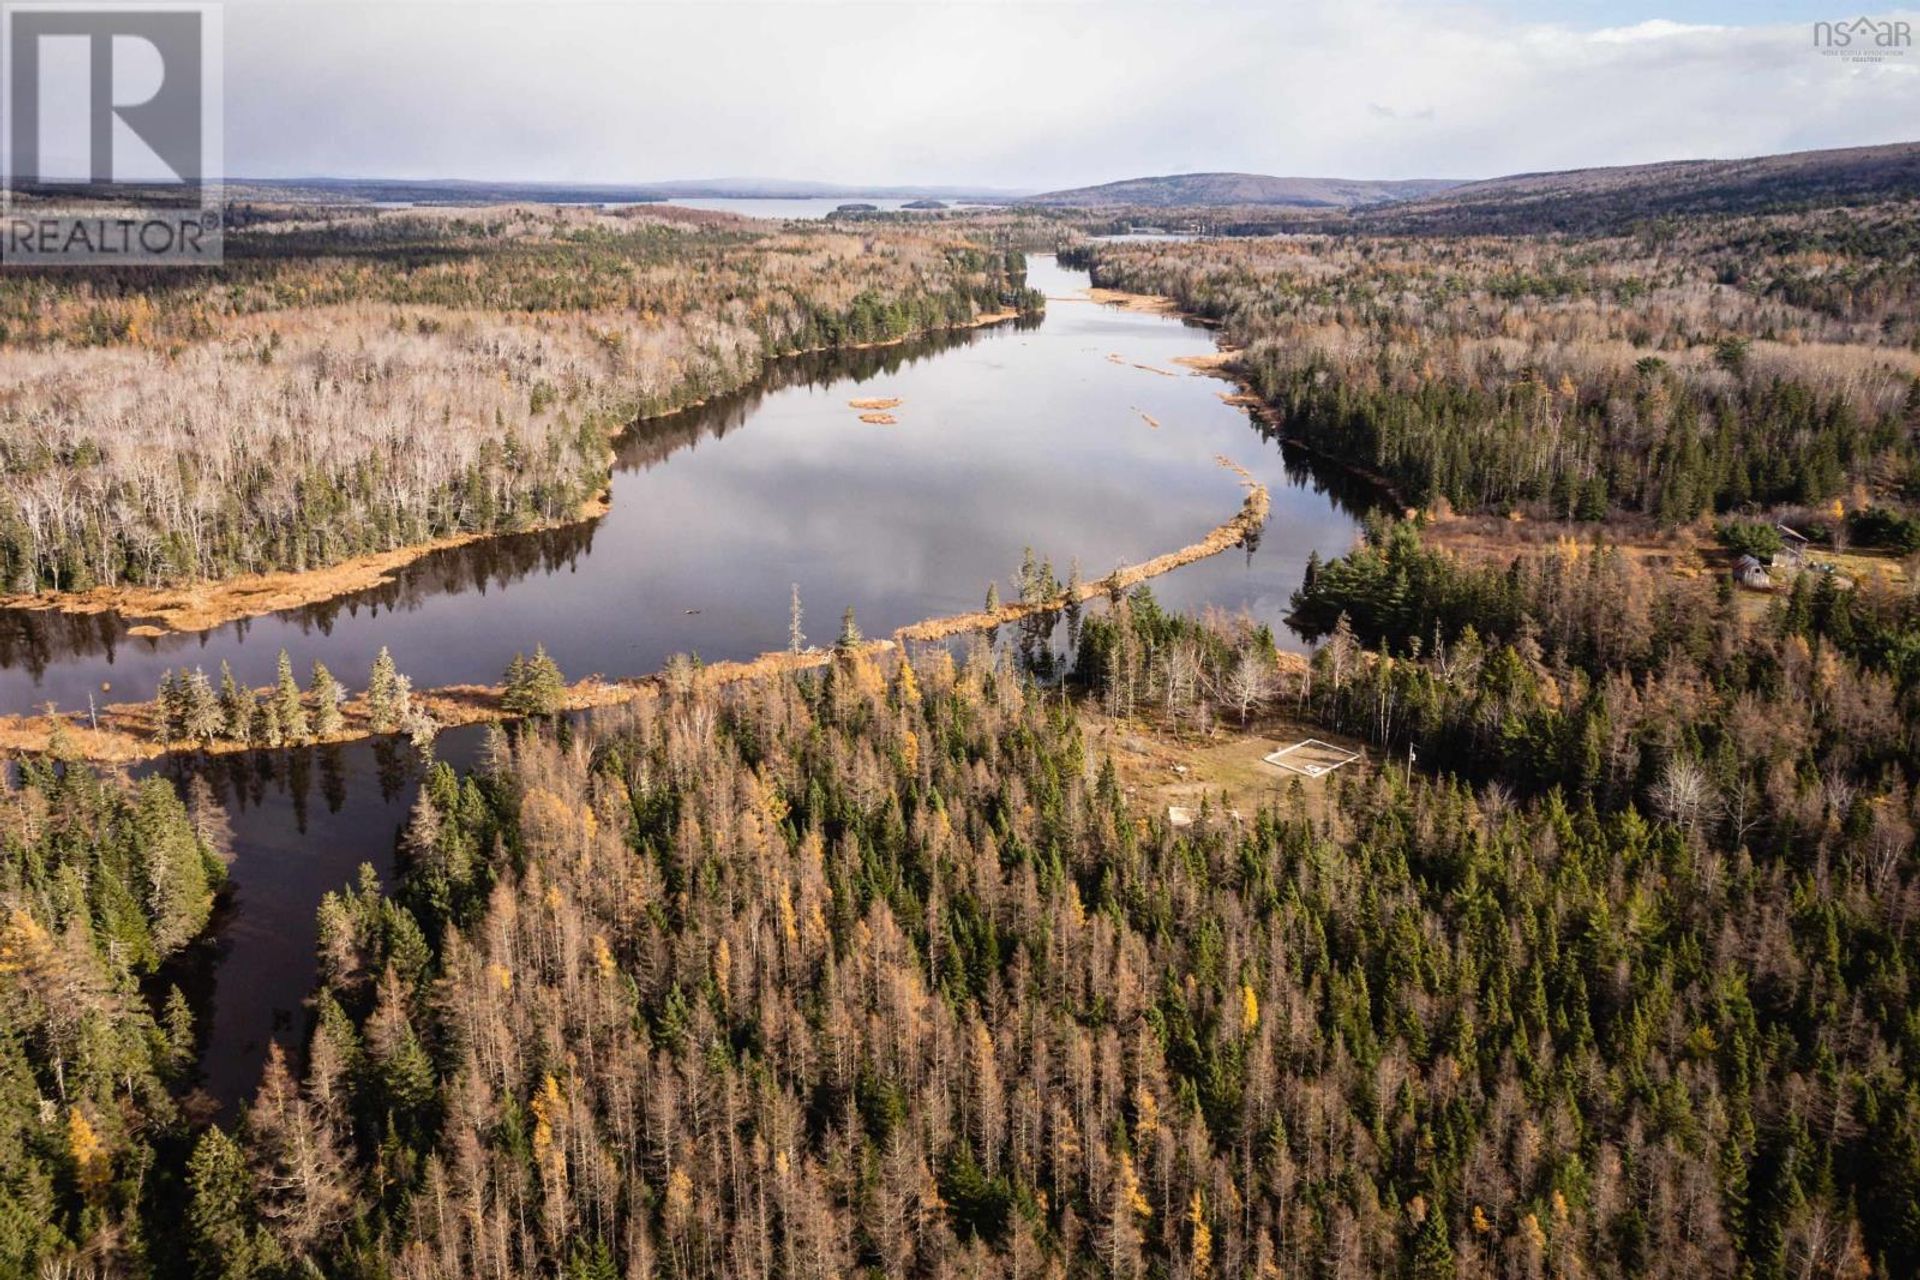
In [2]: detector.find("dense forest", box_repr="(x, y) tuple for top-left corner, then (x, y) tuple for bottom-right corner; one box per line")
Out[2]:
(6, 197), (1920, 1278)
(16, 554), (1893, 1278)
(0, 206), (1041, 596)
(1068, 204), (1920, 523)
(0, 757), (228, 1276)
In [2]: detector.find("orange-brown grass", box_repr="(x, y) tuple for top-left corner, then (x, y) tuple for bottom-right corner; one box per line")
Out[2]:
(1086, 286), (1177, 315)
(897, 456), (1268, 644)
(4, 461), (1268, 763)
(0, 492), (613, 638)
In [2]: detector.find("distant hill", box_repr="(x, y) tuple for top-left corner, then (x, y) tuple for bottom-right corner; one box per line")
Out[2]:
(224, 142), (1920, 227)
(1356, 140), (1920, 232)
(1020, 172), (1462, 209)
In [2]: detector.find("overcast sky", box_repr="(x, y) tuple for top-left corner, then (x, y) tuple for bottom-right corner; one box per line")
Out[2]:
(218, 0), (1920, 189)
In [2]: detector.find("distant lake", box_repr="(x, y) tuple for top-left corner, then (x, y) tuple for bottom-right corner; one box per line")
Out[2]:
(662, 196), (999, 219)
(362, 197), (1003, 220)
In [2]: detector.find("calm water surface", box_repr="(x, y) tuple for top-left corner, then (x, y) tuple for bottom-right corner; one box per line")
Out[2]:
(660, 196), (999, 219)
(91, 256), (1369, 1109)
(0, 257), (1357, 711)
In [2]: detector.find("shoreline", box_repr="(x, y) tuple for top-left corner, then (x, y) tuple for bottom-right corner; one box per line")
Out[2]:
(0, 493), (615, 639)
(1086, 279), (1411, 511)
(0, 470), (1270, 764)
(0, 307), (1028, 640)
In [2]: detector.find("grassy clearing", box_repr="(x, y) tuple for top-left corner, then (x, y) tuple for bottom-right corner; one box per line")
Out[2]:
(1086, 701), (1356, 829)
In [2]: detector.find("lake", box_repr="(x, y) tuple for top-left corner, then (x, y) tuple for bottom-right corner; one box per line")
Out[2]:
(71, 255), (1369, 1110)
(0, 256), (1360, 715)
(660, 196), (1000, 219)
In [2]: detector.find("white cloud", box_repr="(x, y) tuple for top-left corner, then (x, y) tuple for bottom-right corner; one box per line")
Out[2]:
(1589, 19), (1729, 42)
(216, 0), (1920, 187)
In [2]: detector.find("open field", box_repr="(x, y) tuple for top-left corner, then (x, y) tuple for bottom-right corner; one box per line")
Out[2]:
(1087, 699), (1349, 828)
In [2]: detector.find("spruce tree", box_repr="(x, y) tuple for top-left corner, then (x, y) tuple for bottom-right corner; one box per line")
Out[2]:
(524, 644), (566, 714)
(366, 646), (403, 733)
(501, 651), (529, 712)
(157, 670), (186, 741)
(837, 606), (863, 650)
(182, 667), (224, 745)
(273, 650), (308, 743)
(1065, 559), (1084, 648)
(161, 985), (196, 1078)
(186, 1126), (281, 1279)
(502, 645), (566, 716)
(218, 661), (254, 742)
(309, 661), (345, 737)
(258, 691), (284, 749)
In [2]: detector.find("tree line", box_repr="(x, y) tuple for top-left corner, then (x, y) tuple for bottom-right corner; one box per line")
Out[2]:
(154, 646), (437, 750)
(0, 210), (1043, 597)
(1069, 206), (1920, 525)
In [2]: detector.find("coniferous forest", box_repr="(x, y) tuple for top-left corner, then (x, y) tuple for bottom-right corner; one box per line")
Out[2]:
(11, 553), (1920, 1276)
(5, 185), (1920, 1280)
(1065, 205), (1920, 522)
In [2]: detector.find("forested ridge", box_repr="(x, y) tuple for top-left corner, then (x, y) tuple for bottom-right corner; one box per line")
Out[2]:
(1067, 205), (1920, 522)
(0, 207), (1039, 597)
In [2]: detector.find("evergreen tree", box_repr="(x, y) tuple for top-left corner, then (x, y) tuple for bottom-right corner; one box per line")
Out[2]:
(308, 661), (345, 738)
(186, 1127), (280, 1280)
(837, 606), (863, 650)
(133, 775), (220, 955)
(257, 691), (284, 749)
(157, 669), (186, 741)
(501, 645), (566, 716)
(366, 647), (403, 733)
(182, 667), (224, 744)
(273, 650), (309, 743)
(1065, 559), (1085, 649)
(218, 661), (254, 742)
(501, 652), (528, 710)
(161, 984), (196, 1079)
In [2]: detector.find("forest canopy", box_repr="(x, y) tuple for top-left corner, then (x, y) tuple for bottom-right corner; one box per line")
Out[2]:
(0, 206), (1041, 597)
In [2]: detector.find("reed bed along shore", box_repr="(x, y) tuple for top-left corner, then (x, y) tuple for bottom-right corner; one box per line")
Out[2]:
(0, 462), (1271, 763)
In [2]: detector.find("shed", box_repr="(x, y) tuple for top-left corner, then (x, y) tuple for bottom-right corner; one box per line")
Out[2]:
(1734, 554), (1773, 590)
(1774, 524), (1809, 567)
